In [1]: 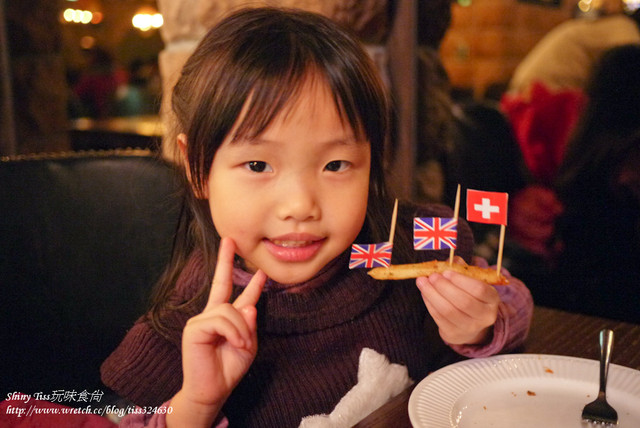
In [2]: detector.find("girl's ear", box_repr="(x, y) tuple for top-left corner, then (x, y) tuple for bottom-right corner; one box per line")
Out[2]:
(177, 132), (188, 159)
(177, 133), (209, 199)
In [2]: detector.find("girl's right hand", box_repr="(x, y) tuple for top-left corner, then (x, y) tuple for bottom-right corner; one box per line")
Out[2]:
(167, 237), (266, 427)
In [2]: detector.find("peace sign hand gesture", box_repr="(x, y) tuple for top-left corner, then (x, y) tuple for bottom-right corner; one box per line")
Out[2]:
(167, 237), (266, 427)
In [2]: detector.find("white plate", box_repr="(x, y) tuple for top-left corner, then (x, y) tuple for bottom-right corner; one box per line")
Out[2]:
(408, 354), (640, 427)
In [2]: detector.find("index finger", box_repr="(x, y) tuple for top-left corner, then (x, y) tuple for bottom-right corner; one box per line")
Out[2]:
(205, 237), (236, 309)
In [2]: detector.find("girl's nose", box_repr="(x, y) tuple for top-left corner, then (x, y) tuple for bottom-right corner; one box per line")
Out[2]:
(276, 174), (321, 222)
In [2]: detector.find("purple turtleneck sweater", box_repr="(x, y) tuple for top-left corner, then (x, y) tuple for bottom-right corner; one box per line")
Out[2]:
(102, 203), (533, 427)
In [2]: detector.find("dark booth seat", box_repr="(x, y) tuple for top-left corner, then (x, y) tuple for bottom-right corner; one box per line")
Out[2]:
(0, 149), (182, 396)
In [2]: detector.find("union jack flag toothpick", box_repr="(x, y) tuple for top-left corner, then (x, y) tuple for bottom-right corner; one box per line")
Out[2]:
(413, 217), (458, 250)
(349, 242), (393, 269)
(349, 199), (398, 269)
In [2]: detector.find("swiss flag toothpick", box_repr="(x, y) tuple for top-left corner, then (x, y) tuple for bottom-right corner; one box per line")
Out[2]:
(466, 189), (508, 225)
(466, 189), (509, 275)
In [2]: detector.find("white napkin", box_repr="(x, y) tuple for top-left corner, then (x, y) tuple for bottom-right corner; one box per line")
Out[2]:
(299, 347), (414, 428)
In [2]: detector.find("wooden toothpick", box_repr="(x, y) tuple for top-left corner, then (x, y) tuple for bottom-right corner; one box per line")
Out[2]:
(388, 198), (399, 245)
(384, 198), (399, 270)
(496, 224), (506, 275)
(449, 184), (461, 266)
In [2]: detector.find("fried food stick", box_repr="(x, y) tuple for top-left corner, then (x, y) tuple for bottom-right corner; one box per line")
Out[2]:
(368, 260), (509, 285)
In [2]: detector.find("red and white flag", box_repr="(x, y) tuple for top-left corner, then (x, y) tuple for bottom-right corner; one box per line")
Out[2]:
(466, 189), (509, 225)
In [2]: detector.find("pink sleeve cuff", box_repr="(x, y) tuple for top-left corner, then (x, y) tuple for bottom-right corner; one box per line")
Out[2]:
(119, 401), (229, 428)
(118, 402), (170, 428)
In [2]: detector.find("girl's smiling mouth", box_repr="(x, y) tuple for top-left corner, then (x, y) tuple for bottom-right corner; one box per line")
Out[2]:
(263, 235), (325, 262)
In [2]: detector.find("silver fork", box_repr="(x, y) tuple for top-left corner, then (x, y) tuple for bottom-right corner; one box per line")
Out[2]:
(582, 329), (618, 425)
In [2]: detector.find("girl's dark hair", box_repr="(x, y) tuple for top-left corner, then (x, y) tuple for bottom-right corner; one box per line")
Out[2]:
(149, 7), (393, 338)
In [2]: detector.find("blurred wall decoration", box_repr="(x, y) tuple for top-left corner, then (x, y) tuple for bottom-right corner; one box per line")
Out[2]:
(0, 0), (165, 156)
(154, 0), (395, 159)
(2, 0), (69, 156)
(0, 0), (626, 156)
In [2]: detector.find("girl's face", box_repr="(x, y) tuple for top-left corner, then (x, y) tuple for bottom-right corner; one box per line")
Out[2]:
(205, 76), (371, 284)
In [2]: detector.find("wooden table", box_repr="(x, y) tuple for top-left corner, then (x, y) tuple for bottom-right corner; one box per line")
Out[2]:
(355, 306), (640, 427)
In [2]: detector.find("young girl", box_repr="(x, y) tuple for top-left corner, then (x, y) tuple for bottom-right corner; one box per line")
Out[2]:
(102, 7), (533, 427)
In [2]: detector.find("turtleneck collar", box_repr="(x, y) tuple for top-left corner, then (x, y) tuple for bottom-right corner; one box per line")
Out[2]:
(230, 251), (387, 334)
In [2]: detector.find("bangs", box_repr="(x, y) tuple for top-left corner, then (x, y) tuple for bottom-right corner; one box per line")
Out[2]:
(232, 69), (367, 144)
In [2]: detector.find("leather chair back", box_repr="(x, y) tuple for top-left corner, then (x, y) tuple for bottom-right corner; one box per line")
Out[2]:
(0, 149), (183, 395)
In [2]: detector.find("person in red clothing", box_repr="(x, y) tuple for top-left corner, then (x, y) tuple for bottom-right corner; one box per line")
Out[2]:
(72, 47), (126, 118)
(101, 8), (533, 427)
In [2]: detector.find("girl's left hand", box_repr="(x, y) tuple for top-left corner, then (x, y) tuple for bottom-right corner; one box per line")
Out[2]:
(416, 269), (500, 345)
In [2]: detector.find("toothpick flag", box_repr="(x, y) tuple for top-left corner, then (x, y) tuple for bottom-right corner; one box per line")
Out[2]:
(413, 217), (458, 250)
(349, 199), (398, 269)
(349, 242), (393, 269)
(466, 188), (509, 274)
(466, 189), (508, 225)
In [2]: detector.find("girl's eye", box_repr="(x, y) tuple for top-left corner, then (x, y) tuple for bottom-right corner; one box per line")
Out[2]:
(245, 161), (273, 173)
(324, 160), (350, 172)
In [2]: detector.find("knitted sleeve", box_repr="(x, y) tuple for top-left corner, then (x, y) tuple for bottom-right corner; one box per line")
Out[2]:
(101, 252), (207, 407)
(100, 318), (184, 407)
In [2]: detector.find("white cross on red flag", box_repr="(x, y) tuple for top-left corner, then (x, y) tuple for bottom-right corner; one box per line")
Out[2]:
(466, 189), (509, 225)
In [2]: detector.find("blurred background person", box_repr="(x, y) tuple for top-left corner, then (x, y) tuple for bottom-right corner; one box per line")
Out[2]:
(501, 3), (639, 187)
(508, 3), (640, 96)
(535, 44), (640, 323)
(72, 47), (126, 119)
(499, 3), (640, 286)
(113, 58), (161, 117)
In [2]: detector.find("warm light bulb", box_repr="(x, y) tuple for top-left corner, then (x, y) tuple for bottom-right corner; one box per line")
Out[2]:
(63, 8), (75, 22)
(62, 6), (100, 25)
(72, 9), (83, 23)
(151, 13), (163, 28)
(80, 10), (93, 24)
(132, 13), (151, 31)
(578, 0), (593, 12)
(132, 11), (163, 31)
